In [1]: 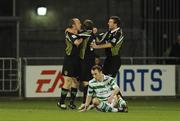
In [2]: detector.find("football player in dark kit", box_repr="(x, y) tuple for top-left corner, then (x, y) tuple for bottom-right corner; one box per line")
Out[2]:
(91, 16), (124, 78)
(57, 18), (82, 110)
(91, 16), (126, 101)
(78, 19), (96, 110)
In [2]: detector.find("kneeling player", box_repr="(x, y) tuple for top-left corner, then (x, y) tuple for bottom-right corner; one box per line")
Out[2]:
(80, 65), (128, 112)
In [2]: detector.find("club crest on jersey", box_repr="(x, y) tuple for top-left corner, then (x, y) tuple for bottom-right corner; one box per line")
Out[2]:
(111, 38), (116, 43)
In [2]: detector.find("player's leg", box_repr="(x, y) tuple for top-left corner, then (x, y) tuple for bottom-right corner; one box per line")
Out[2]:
(67, 56), (81, 109)
(58, 76), (72, 109)
(78, 59), (94, 110)
(109, 56), (125, 100)
(103, 57), (124, 102)
(105, 56), (127, 112)
(58, 55), (74, 109)
(78, 81), (88, 110)
(116, 95), (128, 112)
(102, 57), (111, 76)
(108, 95), (128, 112)
(92, 98), (118, 112)
(109, 56), (121, 78)
(79, 62), (87, 109)
(68, 77), (78, 109)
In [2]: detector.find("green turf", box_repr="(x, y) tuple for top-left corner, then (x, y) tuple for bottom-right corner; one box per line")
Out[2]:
(0, 99), (180, 121)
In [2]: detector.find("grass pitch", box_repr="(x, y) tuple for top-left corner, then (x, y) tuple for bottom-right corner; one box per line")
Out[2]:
(0, 99), (180, 121)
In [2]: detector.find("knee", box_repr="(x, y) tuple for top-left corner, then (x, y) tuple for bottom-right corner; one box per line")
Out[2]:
(71, 78), (79, 88)
(92, 98), (100, 107)
(63, 76), (72, 88)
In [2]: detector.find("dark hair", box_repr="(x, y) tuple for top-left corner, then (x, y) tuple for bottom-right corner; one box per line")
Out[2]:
(83, 19), (94, 30)
(110, 16), (121, 27)
(91, 65), (102, 72)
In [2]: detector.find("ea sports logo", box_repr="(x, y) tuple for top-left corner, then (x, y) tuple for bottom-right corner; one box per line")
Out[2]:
(36, 70), (64, 93)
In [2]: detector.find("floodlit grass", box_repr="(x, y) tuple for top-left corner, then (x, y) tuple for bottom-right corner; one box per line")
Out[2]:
(0, 99), (180, 121)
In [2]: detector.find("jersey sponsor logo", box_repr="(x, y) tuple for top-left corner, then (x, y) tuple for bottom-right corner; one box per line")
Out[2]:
(98, 90), (109, 95)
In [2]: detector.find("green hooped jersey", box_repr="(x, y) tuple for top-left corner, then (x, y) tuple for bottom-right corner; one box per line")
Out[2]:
(87, 75), (118, 101)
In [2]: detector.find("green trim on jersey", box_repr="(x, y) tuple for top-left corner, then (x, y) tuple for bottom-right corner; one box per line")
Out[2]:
(79, 31), (91, 59)
(110, 29), (124, 56)
(111, 39), (124, 56)
(65, 34), (73, 55)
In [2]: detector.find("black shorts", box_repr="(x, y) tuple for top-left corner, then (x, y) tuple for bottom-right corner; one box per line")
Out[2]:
(62, 55), (80, 78)
(103, 55), (121, 78)
(80, 58), (95, 81)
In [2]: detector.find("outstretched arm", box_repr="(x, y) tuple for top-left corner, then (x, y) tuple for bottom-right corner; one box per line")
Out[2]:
(91, 42), (113, 49)
(107, 78), (120, 103)
(79, 96), (92, 112)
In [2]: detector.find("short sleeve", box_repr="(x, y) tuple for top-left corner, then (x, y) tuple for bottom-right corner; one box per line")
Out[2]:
(66, 32), (78, 43)
(107, 77), (119, 89)
(87, 84), (94, 96)
(109, 32), (122, 47)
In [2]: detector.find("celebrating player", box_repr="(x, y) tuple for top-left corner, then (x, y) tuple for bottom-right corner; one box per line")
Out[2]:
(78, 19), (96, 110)
(57, 18), (82, 109)
(91, 16), (124, 78)
(91, 16), (124, 98)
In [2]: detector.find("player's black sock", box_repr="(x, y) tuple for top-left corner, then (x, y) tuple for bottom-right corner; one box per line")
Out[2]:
(59, 88), (69, 104)
(70, 87), (77, 104)
(83, 86), (88, 104)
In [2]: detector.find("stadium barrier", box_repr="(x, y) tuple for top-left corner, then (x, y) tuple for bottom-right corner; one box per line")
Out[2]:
(0, 57), (179, 97)
(176, 65), (180, 97)
(24, 65), (175, 97)
(0, 58), (22, 96)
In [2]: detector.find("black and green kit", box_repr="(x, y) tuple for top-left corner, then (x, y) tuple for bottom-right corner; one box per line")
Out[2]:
(79, 30), (96, 81)
(62, 31), (81, 77)
(101, 27), (124, 77)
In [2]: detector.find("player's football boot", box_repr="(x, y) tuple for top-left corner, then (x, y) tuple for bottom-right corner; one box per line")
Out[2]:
(121, 102), (128, 113)
(57, 102), (67, 110)
(68, 103), (77, 109)
(118, 100), (128, 113)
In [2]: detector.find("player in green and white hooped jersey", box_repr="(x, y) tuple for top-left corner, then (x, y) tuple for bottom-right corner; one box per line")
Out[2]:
(80, 65), (128, 112)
